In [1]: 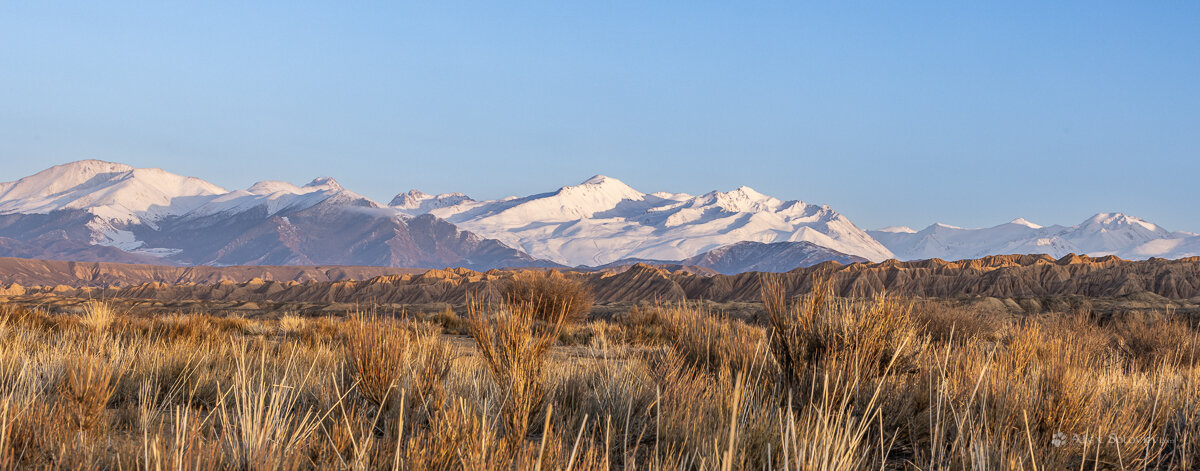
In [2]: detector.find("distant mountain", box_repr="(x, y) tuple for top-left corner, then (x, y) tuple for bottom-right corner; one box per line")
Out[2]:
(596, 241), (868, 274)
(398, 175), (894, 266)
(870, 213), (1200, 261)
(3, 161), (1198, 272)
(0, 161), (555, 270)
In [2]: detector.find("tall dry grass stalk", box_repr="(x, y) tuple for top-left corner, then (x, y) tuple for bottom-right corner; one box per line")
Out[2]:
(217, 347), (322, 469)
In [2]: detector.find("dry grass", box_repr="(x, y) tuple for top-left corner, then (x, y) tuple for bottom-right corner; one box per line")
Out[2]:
(0, 293), (1197, 469)
(80, 300), (116, 333)
(467, 298), (565, 455)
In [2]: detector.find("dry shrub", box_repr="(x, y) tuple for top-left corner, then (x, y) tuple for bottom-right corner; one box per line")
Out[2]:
(504, 271), (594, 324)
(402, 397), (491, 470)
(781, 372), (892, 470)
(0, 306), (59, 333)
(241, 320), (274, 337)
(1112, 310), (1200, 366)
(425, 306), (468, 335)
(632, 304), (767, 376)
(209, 316), (250, 334)
(344, 314), (409, 406)
(762, 277), (920, 394)
(914, 299), (1009, 343)
(58, 356), (121, 431)
(343, 314), (452, 414)
(1, 398), (71, 468)
(467, 298), (565, 452)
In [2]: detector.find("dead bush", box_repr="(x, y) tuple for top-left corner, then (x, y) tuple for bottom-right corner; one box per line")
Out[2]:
(762, 276), (920, 395)
(503, 272), (594, 324)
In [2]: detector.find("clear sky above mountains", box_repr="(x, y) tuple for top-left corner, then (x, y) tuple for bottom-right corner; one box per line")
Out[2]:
(2, 2), (1197, 231)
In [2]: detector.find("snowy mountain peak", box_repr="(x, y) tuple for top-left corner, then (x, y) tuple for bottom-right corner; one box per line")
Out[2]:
(247, 180), (303, 195)
(390, 190), (474, 213)
(0, 159), (226, 219)
(392, 189), (431, 205)
(564, 175), (643, 198)
(872, 212), (1199, 262)
(687, 186), (782, 213)
(732, 185), (769, 200)
(47, 159), (136, 179)
(1009, 218), (1043, 229)
(305, 177), (343, 191)
(877, 226), (917, 234)
(1083, 212), (1161, 232)
(582, 174), (615, 185)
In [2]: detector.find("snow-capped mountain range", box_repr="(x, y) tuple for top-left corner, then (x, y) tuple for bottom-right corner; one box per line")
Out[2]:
(868, 214), (1200, 262)
(400, 174), (892, 266)
(0, 160), (1196, 272)
(0, 161), (547, 269)
(400, 178), (1200, 264)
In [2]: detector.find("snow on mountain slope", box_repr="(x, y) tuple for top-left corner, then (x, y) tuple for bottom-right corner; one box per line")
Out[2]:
(407, 175), (894, 266)
(187, 177), (377, 218)
(871, 213), (1197, 261)
(593, 241), (868, 274)
(1130, 235), (1200, 259)
(0, 160), (227, 221)
(680, 241), (868, 274)
(0, 160), (228, 249)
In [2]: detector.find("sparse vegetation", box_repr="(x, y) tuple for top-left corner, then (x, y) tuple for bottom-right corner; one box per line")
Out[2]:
(0, 292), (1197, 469)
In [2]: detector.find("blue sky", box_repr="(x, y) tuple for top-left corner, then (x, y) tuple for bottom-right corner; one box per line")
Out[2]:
(2, 2), (1198, 231)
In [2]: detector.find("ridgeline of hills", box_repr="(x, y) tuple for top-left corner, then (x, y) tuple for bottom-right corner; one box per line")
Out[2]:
(3, 255), (1199, 308)
(1, 161), (1198, 275)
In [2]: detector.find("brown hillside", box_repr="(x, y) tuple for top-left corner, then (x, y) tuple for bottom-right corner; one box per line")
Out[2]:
(4, 254), (1200, 304)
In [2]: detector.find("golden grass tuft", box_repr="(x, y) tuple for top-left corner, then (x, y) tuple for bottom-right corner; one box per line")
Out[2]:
(80, 300), (116, 333)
